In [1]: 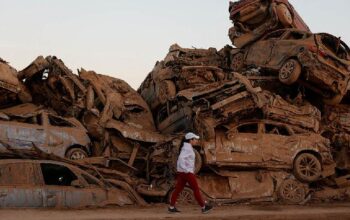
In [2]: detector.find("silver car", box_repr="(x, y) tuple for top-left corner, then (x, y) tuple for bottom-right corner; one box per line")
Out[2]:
(0, 104), (91, 160)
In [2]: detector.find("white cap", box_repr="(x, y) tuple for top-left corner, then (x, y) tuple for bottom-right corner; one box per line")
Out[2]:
(185, 132), (200, 140)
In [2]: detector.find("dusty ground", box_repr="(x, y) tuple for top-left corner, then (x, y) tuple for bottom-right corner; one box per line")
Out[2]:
(1, 203), (350, 220)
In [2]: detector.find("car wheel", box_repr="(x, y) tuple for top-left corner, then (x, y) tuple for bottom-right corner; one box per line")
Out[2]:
(194, 149), (202, 174)
(156, 80), (176, 105)
(66, 148), (88, 160)
(278, 178), (306, 204)
(276, 4), (293, 27)
(279, 59), (301, 85)
(231, 53), (244, 72)
(168, 187), (196, 205)
(293, 153), (322, 183)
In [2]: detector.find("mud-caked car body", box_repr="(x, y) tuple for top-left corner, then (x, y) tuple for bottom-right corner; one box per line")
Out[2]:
(137, 169), (309, 205)
(0, 104), (91, 160)
(233, 29), (350, 104)
(202, 119), (335, 183)
(0, 159), (133, 208)
(228, 0), (310, 48)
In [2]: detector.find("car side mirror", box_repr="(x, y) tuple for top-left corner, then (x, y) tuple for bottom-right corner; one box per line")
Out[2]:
(71, 180), (85, 188)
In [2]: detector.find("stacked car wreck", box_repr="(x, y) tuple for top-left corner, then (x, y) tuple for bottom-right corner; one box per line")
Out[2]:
(1, 0), (350, 208)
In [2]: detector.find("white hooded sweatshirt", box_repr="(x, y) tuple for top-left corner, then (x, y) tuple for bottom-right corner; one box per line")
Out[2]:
(176, 142), (195, 173)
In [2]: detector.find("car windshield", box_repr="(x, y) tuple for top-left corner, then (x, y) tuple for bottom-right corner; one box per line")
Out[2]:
(319, 34), (350, 60)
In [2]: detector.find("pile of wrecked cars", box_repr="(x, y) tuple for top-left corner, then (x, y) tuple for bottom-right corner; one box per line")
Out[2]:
(1, 0), (350, 208)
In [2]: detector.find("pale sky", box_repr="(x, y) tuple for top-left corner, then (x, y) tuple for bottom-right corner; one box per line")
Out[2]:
(0, 0), (349, 89)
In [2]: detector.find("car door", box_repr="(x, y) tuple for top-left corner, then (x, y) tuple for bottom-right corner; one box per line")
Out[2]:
(268, 30), (307, 68)
(0, 161), (44, 208)
(45, 113), (65, 149)
(40, 162), (108, 208)
(6, 114), (46, 150)
(260, 123), (295, 167)
(245, 30), (285, 67)
(215, 123), (263, 165)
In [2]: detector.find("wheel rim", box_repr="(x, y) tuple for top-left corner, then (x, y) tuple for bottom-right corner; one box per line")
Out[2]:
(70, 150), (86, 160)
(297, 154), (320, 179)
(280, 60), (295, 80)
(280, 179), (305, 203)
(178, 189), (195, 205)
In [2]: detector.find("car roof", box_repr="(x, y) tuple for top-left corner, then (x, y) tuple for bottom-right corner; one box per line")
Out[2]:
(0, 159), (76, 168)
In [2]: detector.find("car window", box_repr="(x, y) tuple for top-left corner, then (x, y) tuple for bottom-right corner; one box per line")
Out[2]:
(265, 124), (290, 136)
(40, 163), (78, 186)
(263, 30), (285, 40)
(48, 115), (74, 127)
(0, 163), (41, 186)
(237, 123), (258, 133)
(23, 115), (42, 125)
(283, 31), (307, 40)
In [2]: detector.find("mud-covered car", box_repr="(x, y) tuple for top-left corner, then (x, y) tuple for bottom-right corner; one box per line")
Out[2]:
(321, 104), (350, 170)
(0, 159), (133, 208)
(232, 29), (350, 104)
(228, 0), (310, 48)
(0, 104), (91, 160)
(137, 170), (309, 205)
(138, 44), (230, 111)
(201, 119), (335, 183)
(0, 58), (32, 106)
(155, 75), (321, 137)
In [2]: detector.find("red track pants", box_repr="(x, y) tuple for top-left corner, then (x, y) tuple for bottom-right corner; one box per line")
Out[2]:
(170, 172), (205, 207)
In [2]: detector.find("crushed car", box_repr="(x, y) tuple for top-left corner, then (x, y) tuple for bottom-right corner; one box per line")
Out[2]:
(0, 159), (135, 208)
(228, 0), (310, 48)
(137, 169), (309, 205)
(232, 29), (350, 104)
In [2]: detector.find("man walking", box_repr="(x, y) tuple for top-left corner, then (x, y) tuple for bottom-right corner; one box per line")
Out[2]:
(168, 132), (213, 214)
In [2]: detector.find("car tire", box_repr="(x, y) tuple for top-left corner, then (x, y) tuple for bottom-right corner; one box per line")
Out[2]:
(279, 59), (301, 85)
(156, 80), (176, 105)
(66, 148), (88, 160)
(168, 187), (196, 205)
(293, 153), (322, 183)
(231, 53), (244, 72)
(278, 178), (306, 204)
(276, 4), (293, 27)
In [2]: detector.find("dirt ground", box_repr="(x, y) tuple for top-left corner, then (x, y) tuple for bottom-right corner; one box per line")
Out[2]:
(1, 203), (350, 220)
